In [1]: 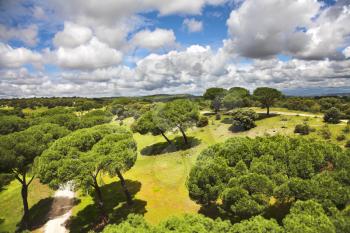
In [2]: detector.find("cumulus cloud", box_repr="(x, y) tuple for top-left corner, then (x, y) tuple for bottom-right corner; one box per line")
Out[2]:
(53, 37), (123, 69)
(183, 18), (203, 32)
(0, 24), (38, 46)
(0, 43), (42, 68)
(226, 0), (350, 60)
(343, 47), (350, 59)
(132, 28), (176, 50)
(53, 22), (93, 48)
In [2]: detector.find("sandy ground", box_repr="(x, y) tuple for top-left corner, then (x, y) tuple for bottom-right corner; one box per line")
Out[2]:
(44, 183), (74, 233)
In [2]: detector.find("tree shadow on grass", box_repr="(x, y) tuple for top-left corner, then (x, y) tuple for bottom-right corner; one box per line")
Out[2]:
(22, 197), (54, 231)
(221, 117), (233, 124)
(141, 136), (201, 156)
(257, 113), (279, 120)
(67, 180), (146, 233)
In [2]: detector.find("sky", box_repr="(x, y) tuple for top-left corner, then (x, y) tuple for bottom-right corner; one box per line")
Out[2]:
(0, 0), (349, 98)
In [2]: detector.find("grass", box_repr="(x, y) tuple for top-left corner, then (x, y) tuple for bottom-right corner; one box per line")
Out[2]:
(0, 107), (348, 232)
(0, 179), (53, 233)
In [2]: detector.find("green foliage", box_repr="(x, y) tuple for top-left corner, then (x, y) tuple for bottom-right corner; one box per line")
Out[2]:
(283, 200), (336, 233)
(231, 215), (283, 233)
(203, 87), (227, 100)
(80, 109), (113, 128)
(294, 123), (311, 135)
(319, 124), (332, 139)
(196, 116), (209, 127)
(324, 107), (342, 124)
(211, 97), (222, 113)
(188, 136), (349, 219)
(230, 109), (258, 131)
(336, 134), (346, 141)
(253, 87), (282, 114)
(0, 115), (29, 135)
(222, 87), (251, 110)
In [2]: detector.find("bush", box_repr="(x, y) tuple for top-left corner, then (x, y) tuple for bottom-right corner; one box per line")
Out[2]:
(345, 140), (350, 148)
(215, 114), (221, 120)
(343, 125), (350, 134)
(319, 125), (332, 139)
(336, 134), (346, 141)
(294, 123), (310, 135)
(196, 116), (209, 127)
(230, 109), (258, 131)
(324, 107), (341, 124)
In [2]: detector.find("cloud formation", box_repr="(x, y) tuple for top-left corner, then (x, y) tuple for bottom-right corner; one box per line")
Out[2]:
(183, 18), (203, 32)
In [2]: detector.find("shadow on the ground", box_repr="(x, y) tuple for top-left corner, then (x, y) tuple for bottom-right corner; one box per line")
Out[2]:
(221, 117), (233, 124)
(141, 136), (201, 156)
(198, 203), (231, 221)
(23, 197), (54, 231)
(67, 179), (146, 233)
(257, 113), (279, 120)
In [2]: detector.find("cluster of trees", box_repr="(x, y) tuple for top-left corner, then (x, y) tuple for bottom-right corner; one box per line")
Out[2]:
(280, 96), (350, 120)
(187, 136), (350, 232)
(132, 99), (199, 144)
(0, 97), (109, 111)
(36, 124), (138, 225)
(203, 87), (282, 115)
(0, 123), (70, 228)
(100, 198), (349, 233)
(0, 107), (114, 135)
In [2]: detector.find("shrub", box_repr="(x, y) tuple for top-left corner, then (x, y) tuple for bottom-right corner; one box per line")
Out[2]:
(324, 107), (341, 124)
(230, 109), (258, 131)
(343, 125), (350, 133)
(216, 114), (221, 120)
(196, 116), (209, 127)
(294, 123), (310, 135)
(319, 125), (332, 139)
(345, 140), (350, 148)
(336, 134), (346, 141)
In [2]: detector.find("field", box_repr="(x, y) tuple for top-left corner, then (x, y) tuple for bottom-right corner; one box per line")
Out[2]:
(0, 107), (348, 232)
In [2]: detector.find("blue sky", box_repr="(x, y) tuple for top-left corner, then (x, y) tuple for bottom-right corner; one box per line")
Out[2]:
(0, 0), (349, 97)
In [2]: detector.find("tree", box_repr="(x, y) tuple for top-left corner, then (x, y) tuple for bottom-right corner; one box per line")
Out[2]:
(253, 87), (282, 115)
(203, 87), (227, 100)
(159, 99), (199, 144)
(0, 123), (70, 229)
(223, 87), (251, 110)
(211, 97), (222, 114)
(324, 107), (341, 124)
(0, 115), (29, 135)
(36, 124), (137, 225)
(92, 132), (138, 205)
(231, 216), (283, 233)
(230, 109), (258, 131)
(131, 109), (171, 144)
(283, 200), (336, 233)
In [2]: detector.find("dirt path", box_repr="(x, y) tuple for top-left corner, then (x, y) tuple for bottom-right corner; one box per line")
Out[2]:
(44, 183), (74, 233)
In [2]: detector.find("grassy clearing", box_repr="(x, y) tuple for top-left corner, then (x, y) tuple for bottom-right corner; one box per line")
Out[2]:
(0, 107), (348, 232)
(0, 179), (53, 233)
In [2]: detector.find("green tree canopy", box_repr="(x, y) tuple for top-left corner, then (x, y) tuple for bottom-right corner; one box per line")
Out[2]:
(283, 200), (336, 233)
(253, 87), (282, 115)
(324, 107), (342, 124)
(203, 87), (227, 100)
(187, 136), (349, 220)
(131, 108), (171, 144)
(36, 124), (137, 225)
(0, 115), (29, 135)
(0, 123), (70, 229)
(159, 99), (199, 144)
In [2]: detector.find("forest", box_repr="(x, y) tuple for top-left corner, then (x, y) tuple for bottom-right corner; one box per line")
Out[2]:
(0, 86), (349, 233)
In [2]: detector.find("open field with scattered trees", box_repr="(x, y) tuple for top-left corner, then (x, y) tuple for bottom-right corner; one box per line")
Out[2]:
(1, 87), (350, 233)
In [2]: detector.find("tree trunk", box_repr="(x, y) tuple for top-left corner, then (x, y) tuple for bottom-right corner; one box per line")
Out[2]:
(93, 178), (108, 225)
(267, 106), (270, 115)
(116, 170), (133, 205)
(21, 182), (29, 230)
(179, 127), (188, 144)
(159, 130), (171, 144)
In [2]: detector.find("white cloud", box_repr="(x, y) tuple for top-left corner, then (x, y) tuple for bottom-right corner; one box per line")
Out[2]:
(227, 0), (319, 59)
(343, 47), (350, 58)
(0, 43), (42, 68)
(0, 24), (39, 46)
(132, 28), (176, 50)
(183, 18), (203, 32)
(53, 22), (93, 48)
(53, 37), (123, 70)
